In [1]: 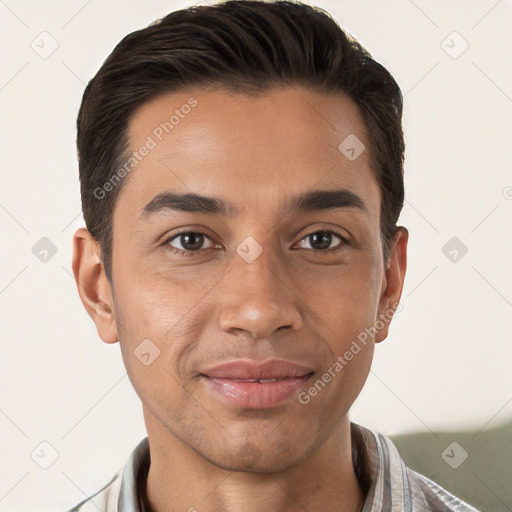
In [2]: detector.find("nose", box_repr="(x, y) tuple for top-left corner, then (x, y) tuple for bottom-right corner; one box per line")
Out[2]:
(217, 244), (303, 340)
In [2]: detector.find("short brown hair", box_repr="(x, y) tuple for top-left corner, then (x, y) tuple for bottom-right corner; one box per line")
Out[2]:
(77, 0), (405, 283)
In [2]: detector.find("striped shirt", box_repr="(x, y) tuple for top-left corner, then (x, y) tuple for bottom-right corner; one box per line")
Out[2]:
(67, 422), (480, 511)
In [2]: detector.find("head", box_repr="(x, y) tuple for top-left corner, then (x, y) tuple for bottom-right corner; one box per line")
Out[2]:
(73, 0), (408, 473)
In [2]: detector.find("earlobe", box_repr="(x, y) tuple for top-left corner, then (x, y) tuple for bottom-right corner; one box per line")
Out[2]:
(72, 227), (119, 344)
(375, 226), (408, 343)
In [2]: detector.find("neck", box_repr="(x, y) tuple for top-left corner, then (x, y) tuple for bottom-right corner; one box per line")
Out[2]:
(143, 412), (365, 512)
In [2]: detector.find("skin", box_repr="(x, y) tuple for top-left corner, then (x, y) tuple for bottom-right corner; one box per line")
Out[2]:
(72, 86), (408, 512)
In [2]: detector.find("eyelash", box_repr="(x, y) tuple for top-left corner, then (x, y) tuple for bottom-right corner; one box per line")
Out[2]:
(162, 229), (349, 257)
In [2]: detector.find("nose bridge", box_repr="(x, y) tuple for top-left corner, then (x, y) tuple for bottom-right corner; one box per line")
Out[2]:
(217, 239), (301, 338)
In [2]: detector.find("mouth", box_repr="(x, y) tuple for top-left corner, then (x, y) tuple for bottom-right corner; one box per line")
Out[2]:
(199, 359), (315, 409)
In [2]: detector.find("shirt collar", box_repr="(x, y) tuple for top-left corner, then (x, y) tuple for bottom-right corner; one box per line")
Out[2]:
(118, 436), (150, 511)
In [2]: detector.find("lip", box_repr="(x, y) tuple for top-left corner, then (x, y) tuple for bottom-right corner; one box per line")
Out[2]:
(200, 359), (315, 409)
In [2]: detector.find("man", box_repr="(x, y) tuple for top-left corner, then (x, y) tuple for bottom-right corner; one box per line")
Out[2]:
(69, 1), (479, 510)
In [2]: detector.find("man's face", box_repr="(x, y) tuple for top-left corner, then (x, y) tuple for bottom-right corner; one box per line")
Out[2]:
(86, 87), (406, 472)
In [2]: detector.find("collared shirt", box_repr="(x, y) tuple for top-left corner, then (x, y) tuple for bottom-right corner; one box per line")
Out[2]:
(67, 423), (480, 512)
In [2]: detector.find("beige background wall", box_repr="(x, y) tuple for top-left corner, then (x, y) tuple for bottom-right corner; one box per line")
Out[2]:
(0, 0), (511, 510)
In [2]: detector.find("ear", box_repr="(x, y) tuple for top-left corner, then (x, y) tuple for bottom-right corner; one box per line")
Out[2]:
(72, 227), (118, 344)
(375, 226), (408, 343)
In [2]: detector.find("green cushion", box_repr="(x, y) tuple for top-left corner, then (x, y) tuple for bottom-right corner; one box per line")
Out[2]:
(390, 419), (512, 511)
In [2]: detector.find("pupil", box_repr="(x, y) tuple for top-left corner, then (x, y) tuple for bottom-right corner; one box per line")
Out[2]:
(182, 233), (203, 250)
(310, 232), (331, 250)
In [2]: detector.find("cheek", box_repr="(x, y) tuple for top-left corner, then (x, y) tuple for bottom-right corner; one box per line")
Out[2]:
(299, 254), (382, 344)
(114, 260), (214, 338)
(112, 267), (215, 391)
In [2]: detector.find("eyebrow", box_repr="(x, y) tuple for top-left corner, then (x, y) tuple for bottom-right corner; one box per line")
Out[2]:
(140, 188), (367, 220)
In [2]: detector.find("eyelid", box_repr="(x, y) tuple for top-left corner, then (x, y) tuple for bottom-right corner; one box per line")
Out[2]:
(293, 229), (349, 252)
(294, 223), (351, 244)
(159, 224), (217, 243)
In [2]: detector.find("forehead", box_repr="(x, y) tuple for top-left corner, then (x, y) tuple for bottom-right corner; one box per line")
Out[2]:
(116, 87), (380, 221)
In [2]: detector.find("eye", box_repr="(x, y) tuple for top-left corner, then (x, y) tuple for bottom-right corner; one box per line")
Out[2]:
(295, 230), (348, 253)
(162, 228), (348, 258)
(164, 230), (219, 257)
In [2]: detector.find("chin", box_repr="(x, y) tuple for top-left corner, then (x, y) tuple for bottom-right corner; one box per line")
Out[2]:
(203, 437), (310, 474)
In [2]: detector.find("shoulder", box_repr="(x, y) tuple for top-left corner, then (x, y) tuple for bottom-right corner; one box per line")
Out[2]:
(66, 470), (123, 511)
(65, 437), (149, 512)
(351, 423), (481, 512)
(410, 468), (481, 512)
